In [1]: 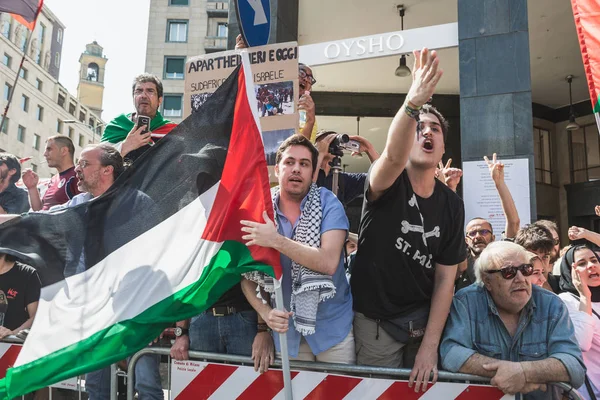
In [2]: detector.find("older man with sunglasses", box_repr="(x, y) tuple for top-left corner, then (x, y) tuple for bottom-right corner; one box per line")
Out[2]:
(441, 241), (585, 399)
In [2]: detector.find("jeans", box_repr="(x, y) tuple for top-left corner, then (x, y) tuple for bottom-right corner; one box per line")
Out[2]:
(85, 353), (163, 400)
(189, 310), (257, 355)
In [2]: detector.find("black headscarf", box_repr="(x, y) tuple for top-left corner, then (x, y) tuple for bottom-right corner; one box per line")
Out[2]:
(559, 242), (600, 302)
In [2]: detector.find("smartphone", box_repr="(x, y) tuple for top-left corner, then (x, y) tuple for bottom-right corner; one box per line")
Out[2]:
(340, 140), (360, 153)
(137, 115), (151, 134)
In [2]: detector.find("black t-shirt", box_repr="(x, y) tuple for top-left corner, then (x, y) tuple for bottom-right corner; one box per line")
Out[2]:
(210, 283), (252, 310)
(316, 169), (366, 207)
(0, 262), (41, 331)
(351, 169), (467, 319)
(455, 252), (476, 292)
(0, 184), (29, 214)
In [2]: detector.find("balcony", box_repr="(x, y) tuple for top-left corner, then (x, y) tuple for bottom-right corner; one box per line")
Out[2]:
(206, 1), (228, 17)
(204, 36), (227, 53)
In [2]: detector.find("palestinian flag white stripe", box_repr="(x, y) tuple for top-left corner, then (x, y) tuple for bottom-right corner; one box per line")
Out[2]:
(17, 182), (221, 366)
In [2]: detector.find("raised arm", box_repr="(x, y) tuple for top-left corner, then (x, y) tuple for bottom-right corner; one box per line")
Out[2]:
(368, 49), (443, 201)
(22, 170), (42, 211)
(569, 225), (600, 248)
(485, 154), (520, 239)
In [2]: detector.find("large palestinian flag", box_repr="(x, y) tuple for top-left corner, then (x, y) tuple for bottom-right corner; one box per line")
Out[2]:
(571, 0), (600, 126)
(0, 57), (281, 398)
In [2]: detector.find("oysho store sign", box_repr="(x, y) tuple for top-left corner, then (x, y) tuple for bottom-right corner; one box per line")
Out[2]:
(299, 23), (458, 67)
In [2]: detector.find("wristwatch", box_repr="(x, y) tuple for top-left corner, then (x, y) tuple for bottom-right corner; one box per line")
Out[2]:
(174, 327), (189, 337)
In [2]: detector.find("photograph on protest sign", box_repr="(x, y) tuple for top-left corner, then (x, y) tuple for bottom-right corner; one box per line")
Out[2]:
(190, 92), (214, 113)
(263, 128), (296, 165)
(255, 81), (294, 117)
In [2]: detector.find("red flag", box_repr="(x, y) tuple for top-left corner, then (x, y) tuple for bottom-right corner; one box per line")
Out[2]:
(571, 0), (600, 114)
(0, 0), (43, 30)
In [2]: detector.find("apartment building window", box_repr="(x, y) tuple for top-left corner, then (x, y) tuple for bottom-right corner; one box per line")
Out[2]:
(69, 102), (76, 116)
(167, 20), (188, 42)
(18, 34), (26, 52)
(31, 163), (37, 173)
(36, 78), (43, 91)
(17, 125), (25, 142)
(163, 94), (183, 117)
(217, 22), (228, 37)
(33, 134), (40, 150)
(534, 127), (552, 185)
(19, 68), (27, 80)
(56, 119), (63, 133)
(79, 110), (86, 123)
(569, 123), (600, 183)
(57, 29), (62, 44)
(68, 127), (74, 139)
(21, 95), (29, 112)
(169, 0), (189, 4)
(78, 134), (85, 147)
(2, 53), (11, 68)
(164, 57), (185, 80)
(3, 83), (11, 101)
(1, 118), (8, 134)
(1, 20), (9, 38)
(89, 118), (95, 128)
(55, 52), (60, 68)
(57, 93), (66, 107)
(36, 105), (44, 121)
(36, 23), (46, 65)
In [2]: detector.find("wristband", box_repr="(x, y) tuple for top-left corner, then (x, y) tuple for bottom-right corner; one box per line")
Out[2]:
(257, 323), (271, 333)
(404, 101), (421, 121)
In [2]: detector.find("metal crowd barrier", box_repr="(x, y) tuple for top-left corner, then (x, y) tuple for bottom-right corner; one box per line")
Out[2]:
(0, 336), (85, 399)
(126, 346), (585, 400)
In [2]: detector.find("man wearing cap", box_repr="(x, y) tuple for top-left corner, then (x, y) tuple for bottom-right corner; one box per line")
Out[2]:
(0, 153), (29, 214)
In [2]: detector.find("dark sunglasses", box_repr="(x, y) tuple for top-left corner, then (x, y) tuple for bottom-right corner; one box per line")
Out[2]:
(467, 229), (492, 238)
(299, 69), (317, 85)
(487, 264), (534, 279)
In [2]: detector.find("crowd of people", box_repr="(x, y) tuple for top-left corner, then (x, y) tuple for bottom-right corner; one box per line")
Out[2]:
(0, 45), (597, 400)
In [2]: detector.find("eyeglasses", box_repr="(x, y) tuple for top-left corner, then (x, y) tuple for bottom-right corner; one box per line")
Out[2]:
(466, 229), (492, 238)
(76, 160), (100, 168)
(487, 264), (534, 279)
(299, 69), (317, 85)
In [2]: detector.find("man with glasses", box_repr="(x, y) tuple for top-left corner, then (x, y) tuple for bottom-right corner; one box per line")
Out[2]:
(441, 241), (585, 399)
(298, 63), (318, 141)
(455, 153), (521, 291)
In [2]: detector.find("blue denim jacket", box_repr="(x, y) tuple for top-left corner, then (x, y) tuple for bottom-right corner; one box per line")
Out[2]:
(441, 285), (586, 399)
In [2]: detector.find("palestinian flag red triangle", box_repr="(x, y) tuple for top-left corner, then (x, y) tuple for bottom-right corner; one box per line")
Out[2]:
(0, 55), (280, 398)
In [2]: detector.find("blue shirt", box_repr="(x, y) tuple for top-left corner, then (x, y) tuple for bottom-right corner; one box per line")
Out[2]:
(272, 187), (352, 357)
(441, 284), (586, 399)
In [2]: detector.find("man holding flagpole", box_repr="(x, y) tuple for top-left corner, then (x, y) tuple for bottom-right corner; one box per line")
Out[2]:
(241, 135), (355, 363)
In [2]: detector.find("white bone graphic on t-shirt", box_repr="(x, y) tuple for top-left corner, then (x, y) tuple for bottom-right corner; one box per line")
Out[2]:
(424, 226), (440, 239)
(401, 220), (424, 234)
(408, 194), (418, 208)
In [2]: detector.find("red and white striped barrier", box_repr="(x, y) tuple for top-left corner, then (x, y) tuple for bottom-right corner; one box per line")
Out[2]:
(0, 343), (78, 390)
(170, 360), (515, 400)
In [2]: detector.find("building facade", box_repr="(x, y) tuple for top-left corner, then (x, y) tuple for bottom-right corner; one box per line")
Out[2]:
(144, 0), (229, 123)
(0, 7), (104, 179)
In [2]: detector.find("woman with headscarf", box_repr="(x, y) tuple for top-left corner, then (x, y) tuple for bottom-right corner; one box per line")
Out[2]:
(558, 244), (600, 400)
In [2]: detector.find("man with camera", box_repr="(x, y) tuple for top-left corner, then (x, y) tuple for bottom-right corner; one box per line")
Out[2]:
(314, 130), (379, 206)
(350, 49), (466, 392)
(101, 73), (178, 162)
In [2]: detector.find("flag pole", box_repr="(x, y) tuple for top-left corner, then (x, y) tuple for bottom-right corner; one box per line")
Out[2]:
(274, 279), (293, 400)
(0, 14), (39, 133)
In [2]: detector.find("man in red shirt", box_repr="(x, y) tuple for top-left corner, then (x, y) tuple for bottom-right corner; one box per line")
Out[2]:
(22, 136), (80, 211)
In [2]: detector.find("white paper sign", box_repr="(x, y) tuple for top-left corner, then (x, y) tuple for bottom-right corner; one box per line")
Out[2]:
(462, 158), (531, 238)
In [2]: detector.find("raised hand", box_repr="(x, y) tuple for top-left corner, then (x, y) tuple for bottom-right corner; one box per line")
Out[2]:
(484, 153), (505, 184)
(406, 48), (443, 108)
(436, 158), (462, 191)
